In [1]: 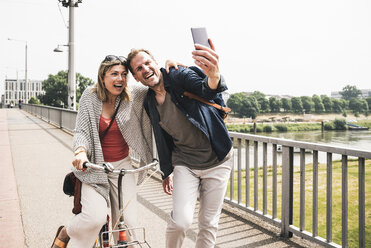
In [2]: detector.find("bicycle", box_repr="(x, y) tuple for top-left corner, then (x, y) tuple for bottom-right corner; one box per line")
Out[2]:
(83, 159), (160, 248)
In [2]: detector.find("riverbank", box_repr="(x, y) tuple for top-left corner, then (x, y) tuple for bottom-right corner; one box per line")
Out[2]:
(226, 114), (371, 133)
(225, 113), (371, 125)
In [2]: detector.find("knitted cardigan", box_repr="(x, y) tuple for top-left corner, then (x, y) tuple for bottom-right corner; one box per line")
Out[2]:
(72, 84), (153, 206)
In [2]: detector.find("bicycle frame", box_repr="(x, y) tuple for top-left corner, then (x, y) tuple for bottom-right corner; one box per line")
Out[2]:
(84, 159), (159, 248)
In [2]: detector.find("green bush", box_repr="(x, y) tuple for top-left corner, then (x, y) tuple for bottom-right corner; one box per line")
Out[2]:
(333, 118), (346, 130)
(263, 125), (273, 132)
(28, 97), (40, 104)
(324, 122), (334, 130)
(226, 124), (253, 133)
(242, 127), (250, 133)
(274, 124), (288, 132)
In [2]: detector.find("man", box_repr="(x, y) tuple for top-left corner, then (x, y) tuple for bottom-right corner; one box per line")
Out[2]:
(126, 41), (233, 248)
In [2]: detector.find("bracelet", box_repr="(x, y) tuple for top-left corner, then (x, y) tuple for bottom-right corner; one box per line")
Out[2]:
(74, 150), (85, 156)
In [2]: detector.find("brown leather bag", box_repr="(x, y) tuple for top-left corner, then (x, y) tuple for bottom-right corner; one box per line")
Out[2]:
(63, 172), (82, 214)
(72, 177), (82, 214)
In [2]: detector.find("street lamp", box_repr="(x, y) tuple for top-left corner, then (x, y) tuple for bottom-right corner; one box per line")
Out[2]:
(56, 0), (82, 111)
(8, 38), (28, 103)
(53, 44), (68, 53)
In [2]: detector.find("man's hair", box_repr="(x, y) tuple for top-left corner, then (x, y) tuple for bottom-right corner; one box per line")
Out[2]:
(126, 48), (156, 74)
(91, 59), (130, 102)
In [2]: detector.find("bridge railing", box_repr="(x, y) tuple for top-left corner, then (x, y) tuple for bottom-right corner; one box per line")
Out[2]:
(228, 132), (371, 248)
(23, 104), (76, 133)
(23, 104), (371, 247)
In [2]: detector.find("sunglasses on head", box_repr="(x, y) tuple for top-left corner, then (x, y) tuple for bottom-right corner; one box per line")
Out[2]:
(103, 55), (126, 63)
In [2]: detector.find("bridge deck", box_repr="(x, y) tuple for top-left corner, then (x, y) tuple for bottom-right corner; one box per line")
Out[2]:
(0, 109), (319, 247)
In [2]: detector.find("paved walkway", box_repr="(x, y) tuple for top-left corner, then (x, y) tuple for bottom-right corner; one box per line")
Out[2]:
(0, 109), (320, 248)
(0, 109), (24, 247)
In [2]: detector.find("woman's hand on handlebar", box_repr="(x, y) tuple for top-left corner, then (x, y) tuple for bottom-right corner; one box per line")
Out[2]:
(72, 150), (88, 170)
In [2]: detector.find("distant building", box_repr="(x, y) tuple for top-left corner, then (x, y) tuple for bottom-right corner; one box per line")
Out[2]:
(4, 79), (44, 105)
(266, 94), (293, 99)
(330, 91), (342, 99)
(360, 89), (371, 98)
(331, 89), (371, 99)
(243, 92), (293, 99)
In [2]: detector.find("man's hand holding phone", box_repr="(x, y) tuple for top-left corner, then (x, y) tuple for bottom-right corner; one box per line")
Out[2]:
(192, 38), (220, 90)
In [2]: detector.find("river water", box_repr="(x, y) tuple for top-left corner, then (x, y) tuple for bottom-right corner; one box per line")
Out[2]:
(233, 130), (371, 167)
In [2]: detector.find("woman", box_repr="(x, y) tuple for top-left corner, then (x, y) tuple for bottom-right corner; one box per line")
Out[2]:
(51, 55), (180, 248)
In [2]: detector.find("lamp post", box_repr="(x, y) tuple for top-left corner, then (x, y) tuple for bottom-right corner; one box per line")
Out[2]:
(53, 44), (68, 53)
(57, 0), (82, 111)
(8, 38), (28, 103)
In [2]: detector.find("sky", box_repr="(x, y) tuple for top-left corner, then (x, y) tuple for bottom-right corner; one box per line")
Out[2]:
(1, 0), (370, 98)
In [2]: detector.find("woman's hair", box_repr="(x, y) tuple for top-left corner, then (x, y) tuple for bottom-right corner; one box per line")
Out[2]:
(91, 58), (130, 102)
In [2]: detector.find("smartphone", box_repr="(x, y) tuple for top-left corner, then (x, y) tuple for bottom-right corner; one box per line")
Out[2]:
(191, 27), (211, 48)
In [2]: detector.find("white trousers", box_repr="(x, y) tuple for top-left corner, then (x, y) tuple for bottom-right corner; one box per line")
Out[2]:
(166, 156), (233, 248)
(66, 157), (137, 248)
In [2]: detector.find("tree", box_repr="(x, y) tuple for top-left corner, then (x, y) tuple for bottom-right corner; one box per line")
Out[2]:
(76, 72), (94, 102)
(269, 96), (281, 113)
(348, 98), (364, 114)
(321, 95), (332, 112)
(349, 98), (369, 115)
(340, 85), (361, 100)
(312, 95), (325, 113)
(300, 96), (313, 113)
(39, 71), (68, 108)
(361, 99), (369, 114)
(365, 97), (371, 114)
(240, 96), (260, 119)
(251, 91), (269, 113)
(281, 98), (291, 112)
(340, 99), (348, 110)
(331, 99), (343, 113)
(227, 93), (246, 115)
(291, 97), (303, 113)
(250, 91), (265, 101)
(258, 97), (270, 113)
(39, 70), (94, 108)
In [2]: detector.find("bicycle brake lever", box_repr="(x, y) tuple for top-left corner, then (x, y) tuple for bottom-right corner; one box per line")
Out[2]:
(103, 162), (114, 172)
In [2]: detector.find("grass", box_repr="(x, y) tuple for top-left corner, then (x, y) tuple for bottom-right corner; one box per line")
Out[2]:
(354, 120), (371, 128)
(226, 159), (371, 247)
(226, 123), (322, 133)
(226, 119), (371, 133)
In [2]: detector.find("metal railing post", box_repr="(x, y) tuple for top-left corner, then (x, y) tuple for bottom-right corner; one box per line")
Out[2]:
(245, 140), (250, 207)
(254, 141), (259, 211)
(359, 157), (365, 248)
(313, 150), (319, 237)
(59, 108), (63, 128)
(342, 155), (348, 247)
(326, 152), (333, 243)
(281, 146), (293, 237)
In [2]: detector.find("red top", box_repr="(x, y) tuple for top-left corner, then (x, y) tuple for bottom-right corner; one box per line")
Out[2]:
(99, 115), (129, 162)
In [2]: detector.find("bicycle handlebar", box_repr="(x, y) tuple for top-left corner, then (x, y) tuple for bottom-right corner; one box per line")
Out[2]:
(82, 158), (160, 175)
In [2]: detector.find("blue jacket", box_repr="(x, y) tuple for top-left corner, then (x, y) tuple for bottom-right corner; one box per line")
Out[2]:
(143, 66), (232, 179)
